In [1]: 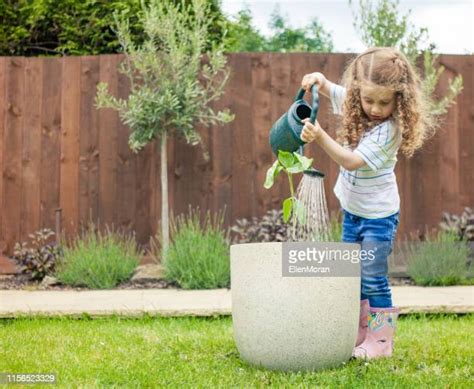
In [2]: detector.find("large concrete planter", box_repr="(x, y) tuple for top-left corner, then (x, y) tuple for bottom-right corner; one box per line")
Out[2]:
(230, 242), (360, 372)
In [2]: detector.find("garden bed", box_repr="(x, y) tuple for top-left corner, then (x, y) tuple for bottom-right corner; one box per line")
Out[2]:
(0, 274), (180, 291)
(0, 273), (414, 291)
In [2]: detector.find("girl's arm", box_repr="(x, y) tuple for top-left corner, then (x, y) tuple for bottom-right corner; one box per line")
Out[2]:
(300, 119), (366, 171)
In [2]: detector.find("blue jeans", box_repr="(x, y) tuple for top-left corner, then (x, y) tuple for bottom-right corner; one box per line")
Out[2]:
(341, 209), (400, 308)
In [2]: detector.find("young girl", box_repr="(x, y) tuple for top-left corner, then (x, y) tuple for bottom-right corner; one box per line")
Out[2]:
(300, 47), (435, 360)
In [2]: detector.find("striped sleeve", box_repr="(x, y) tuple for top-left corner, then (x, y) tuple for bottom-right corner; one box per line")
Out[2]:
(354, 121), (401, 172)
(329, 83), (346, 115)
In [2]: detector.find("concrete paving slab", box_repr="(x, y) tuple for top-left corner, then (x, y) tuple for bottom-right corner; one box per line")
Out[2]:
(0, 289), (232, 318)
(392, 286), (473, 314)
(0, 286), (472, 318)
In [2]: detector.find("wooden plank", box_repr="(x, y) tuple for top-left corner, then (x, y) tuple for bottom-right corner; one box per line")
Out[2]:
(98, 54), (119, 231)
(438, 54), (461, 215)
(116, 57), (136, 232)
(269, 53), (292, 211)
(250, 52), (272, 218)
(395, 153), (412, 239)
(289, 53), (308, 195)
(411, 87), (443, 234)
(195, 130), (214, 220)
(2, 57), (24, 253)
(172, 55), (217, 221)
(0, 58), (6, 254)
(209, 54), (233, 227)
(21, 58), (42, 240)
(0, 253), (19, 274)
(40, 58), (62, 232)
(419, 54), (443, 230)
(230, 53), (255, 222)
(197, 124), (214, 217)
(461, 56), (474, 206)
(79, 56), (100, 229)
(451, 55), (474, 207)
(303, 52), (332, 199)
(173, 127), (202, 218)
(324, 53), (353, 217)
(60, 56), (81, 238)
(135, 141), (152, 245)
(166, 123), (174, 222)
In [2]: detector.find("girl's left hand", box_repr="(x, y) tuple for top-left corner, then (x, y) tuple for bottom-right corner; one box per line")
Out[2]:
(300, 118), (322, 143)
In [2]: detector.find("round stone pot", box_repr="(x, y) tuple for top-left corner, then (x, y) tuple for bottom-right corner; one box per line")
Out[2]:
(230, 242), (361, 372)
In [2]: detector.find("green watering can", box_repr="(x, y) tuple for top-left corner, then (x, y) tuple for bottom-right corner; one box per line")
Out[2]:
(269, 85), (324, 178)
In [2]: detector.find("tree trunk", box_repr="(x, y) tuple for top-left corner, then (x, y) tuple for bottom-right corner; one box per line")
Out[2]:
(160, 132), (169, 261)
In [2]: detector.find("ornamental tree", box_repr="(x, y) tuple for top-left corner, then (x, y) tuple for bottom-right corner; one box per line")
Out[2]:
(95, 0), (234, 260)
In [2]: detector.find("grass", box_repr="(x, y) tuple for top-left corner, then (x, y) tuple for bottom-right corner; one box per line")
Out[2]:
(1, 314), (472, 388)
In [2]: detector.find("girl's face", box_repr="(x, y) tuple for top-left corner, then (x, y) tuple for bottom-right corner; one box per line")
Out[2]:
(360, 82), (396, 121)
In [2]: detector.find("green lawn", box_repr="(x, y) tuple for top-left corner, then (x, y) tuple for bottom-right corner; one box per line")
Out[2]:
(1, 314), (472, 388)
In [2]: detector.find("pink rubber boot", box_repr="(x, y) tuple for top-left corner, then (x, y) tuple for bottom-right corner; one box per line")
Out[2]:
(356, 299), (370, 347)
(352, 306), (400, 360)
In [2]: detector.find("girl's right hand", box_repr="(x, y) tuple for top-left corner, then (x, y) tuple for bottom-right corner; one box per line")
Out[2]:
(301, 72), (327, 91)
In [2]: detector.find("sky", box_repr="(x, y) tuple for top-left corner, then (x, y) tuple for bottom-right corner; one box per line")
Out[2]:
(221, 0), (474, 54)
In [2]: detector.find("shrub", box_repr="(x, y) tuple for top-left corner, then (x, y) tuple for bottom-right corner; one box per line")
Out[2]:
(231, 209), (288, 244)
(0, 0), (227, 56)
(230, 209), (342, 243)
(407, 230), (472, 286)
(0, 0), (144, 56)
(12, 229), (63, 281)
(439, 207), (474, 242)
(161, 207), (230, 289)
(54, 222), (141, 289)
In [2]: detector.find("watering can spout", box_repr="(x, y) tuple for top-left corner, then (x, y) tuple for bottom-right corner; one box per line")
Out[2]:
(295, 145), (325, 178)
(303, 167), (325, 178)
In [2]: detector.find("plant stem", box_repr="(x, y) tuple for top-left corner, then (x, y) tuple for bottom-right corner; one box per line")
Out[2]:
(287, 172), (297, 241)
(287, 172), (295, 199)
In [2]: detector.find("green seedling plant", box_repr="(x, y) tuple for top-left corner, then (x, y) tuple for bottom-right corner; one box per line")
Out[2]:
(264, 150), (313, 224)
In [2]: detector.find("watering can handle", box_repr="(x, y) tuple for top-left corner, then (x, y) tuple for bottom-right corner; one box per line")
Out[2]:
(295, 85), (319, 124)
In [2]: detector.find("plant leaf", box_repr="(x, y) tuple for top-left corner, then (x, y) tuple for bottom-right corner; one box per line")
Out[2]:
(278, 150), (296, 169)
(286, 163), (305, 174)
(283, 197), (293, 223)
(294, 153), (313, 170)
(264, 160), (282, 189)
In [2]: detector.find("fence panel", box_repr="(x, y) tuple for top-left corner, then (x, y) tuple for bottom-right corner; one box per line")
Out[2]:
(0, 53), (472, 258)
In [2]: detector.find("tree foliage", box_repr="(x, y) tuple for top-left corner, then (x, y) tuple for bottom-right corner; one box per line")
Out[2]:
(95, 0), (233, 154)
(350, 0), (463, 116)
(223, 5), (334, 53)
(265, 7), (334, 53)
(349, 0), (429, 63)
(0, 0), (227, 56)
(0, 0), (333, 55)
(220, 7), (266, 52)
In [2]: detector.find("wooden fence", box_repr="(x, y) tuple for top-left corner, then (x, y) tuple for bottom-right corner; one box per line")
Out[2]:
(0, 53), (472, 256)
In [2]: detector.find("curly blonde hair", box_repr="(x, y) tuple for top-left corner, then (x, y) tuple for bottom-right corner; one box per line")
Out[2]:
(337, 47), (436, 158)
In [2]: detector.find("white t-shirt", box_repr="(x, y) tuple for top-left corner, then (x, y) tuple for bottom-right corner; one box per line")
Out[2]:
(330, 83), (402, 219)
